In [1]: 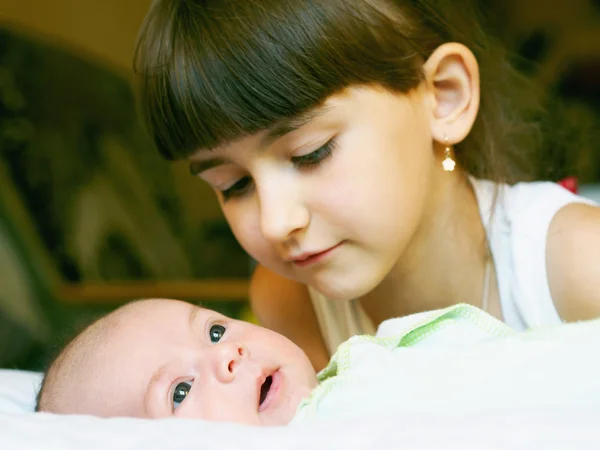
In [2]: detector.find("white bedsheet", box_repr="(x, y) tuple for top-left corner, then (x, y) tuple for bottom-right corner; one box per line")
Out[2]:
(0, 369), (42, 414)
(2, 366), (600, 449)
(1, 408), (600, 450)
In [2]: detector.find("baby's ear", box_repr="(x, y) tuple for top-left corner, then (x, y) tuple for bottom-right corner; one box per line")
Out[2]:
(423, 42), (480, 146)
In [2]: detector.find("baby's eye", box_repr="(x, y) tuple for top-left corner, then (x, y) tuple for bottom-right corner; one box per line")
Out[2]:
(209, 324), (226, 343)
(172, 381), (192, 410)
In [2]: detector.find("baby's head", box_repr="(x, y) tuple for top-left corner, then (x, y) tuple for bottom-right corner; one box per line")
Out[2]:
(37, 299), (317, 426)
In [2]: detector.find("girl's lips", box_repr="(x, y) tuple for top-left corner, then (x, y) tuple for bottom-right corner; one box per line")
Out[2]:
(258, 369), (281, 413)
(291, 242), (343, 267)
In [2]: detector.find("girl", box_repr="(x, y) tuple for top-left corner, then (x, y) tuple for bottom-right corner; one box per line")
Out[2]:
(134, 0), (600, 370)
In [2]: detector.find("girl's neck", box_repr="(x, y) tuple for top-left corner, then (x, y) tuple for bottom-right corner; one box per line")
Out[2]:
(360, 171), (493, 325)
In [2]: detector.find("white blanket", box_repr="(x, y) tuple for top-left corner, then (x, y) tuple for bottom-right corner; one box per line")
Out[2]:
(293, 306), (600, 422)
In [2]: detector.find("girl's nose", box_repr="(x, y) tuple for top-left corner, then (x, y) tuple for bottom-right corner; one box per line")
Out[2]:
(258, 181), (310, 243)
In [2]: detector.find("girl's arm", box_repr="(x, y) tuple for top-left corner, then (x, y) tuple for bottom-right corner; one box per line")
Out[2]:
(548, 203), (600, 321)
(249, 264), (330, 371)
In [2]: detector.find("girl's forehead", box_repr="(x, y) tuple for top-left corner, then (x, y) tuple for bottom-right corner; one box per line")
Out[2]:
(187, 86), (382, 161)
(193, 99), (338, 153)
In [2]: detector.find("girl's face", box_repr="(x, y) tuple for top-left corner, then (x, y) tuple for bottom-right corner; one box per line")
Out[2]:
(190, 85), (440, 301)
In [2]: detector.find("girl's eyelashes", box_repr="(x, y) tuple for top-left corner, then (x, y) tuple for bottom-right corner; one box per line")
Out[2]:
(209, 324), (226, 343)
(220, 176), (252, 201)
(291, 138), (336, 168)
(172, 381), (193, 410)
(219, 138), (337, 202)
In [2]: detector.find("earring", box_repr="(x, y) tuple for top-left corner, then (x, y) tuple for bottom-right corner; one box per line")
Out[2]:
(442, 134), (456, 172)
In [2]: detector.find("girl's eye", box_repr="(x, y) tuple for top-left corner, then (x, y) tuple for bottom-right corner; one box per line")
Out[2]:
(209, 324), (226, 343)
(220, 176), (252, 201)
(218, 139), (335, 200)
(291, 139), (336, 167)
(172, 381), (192, 410)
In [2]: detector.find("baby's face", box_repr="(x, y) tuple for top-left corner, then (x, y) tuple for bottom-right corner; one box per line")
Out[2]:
(69, 299), (317, 425)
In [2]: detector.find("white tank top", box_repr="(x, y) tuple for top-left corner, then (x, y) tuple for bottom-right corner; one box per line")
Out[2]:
(308, 178), (597, 356)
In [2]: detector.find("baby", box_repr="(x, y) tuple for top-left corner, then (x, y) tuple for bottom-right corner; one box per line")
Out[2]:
(37, 299), (600, 425)
(36, 299), (318, 426)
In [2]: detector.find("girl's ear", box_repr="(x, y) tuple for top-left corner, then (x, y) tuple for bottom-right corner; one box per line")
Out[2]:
(423, 43), (480, 146)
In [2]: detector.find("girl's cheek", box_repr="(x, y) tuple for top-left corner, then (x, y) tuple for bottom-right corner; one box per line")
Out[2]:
(228, 220), (268, 258)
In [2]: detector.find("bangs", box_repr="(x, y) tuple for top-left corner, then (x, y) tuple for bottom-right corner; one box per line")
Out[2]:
(134, 0), (426, 160)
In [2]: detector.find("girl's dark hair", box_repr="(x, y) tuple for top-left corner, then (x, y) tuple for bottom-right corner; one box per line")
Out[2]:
(134, 0), (544, 183)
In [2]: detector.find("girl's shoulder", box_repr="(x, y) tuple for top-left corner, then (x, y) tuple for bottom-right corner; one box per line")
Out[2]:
(472, 177), (600, 327)
(546, 200), (600, 322)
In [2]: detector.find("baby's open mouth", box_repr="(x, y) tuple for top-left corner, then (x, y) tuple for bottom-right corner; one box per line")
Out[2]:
(259, 375), (273, 407)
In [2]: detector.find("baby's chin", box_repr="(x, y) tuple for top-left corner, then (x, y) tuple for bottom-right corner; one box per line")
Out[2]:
(272, 384), (315, 426)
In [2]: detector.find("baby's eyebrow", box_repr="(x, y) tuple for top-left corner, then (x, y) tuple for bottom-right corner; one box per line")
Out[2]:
(142, 306), (205, 415)
(144, 363), (169, 415)
(188, 305), (201, 330)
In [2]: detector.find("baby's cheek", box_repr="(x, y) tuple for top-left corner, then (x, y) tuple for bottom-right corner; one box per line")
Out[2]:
(199, 389), (259, 426)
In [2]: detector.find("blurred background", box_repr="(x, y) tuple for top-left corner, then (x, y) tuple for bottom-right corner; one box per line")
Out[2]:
(0, 0), (599, 372)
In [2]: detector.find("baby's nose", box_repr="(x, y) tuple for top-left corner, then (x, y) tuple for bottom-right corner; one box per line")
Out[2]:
(217, 343), (248, 381)
(227, 345), (247, 372)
